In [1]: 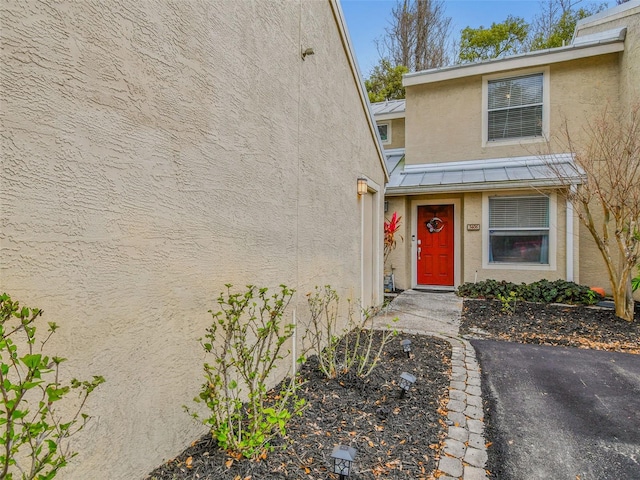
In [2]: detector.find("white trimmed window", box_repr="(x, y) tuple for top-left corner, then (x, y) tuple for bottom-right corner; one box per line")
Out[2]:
(377, 123), (390, 144)
(482, 68), (549, 146)
(488, 195), (550, 264)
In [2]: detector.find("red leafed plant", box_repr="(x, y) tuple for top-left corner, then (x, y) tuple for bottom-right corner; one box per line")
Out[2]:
(384, 212), (403, 264)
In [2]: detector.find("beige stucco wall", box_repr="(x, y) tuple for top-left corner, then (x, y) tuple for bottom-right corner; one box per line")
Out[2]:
(1, 1), (385, 478)
(383, 196), (409, 287)
(404, 55), (620, 165)
(575, 3), (640, 110)
(379, 117), (406, 150)
(572, 4), (640, 299)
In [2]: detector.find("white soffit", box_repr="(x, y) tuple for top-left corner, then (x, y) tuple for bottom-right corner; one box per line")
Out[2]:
(385, 154), (583, 195)
(403, 27), (626, 86)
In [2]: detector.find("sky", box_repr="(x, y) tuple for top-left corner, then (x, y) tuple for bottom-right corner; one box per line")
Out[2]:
(340, 0), (609, 75)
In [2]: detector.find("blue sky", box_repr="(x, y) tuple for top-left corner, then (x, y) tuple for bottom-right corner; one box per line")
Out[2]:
(340, 0), (610, 75)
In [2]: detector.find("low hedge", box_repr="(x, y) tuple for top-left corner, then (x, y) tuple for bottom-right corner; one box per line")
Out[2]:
(456, 279), (603, 305)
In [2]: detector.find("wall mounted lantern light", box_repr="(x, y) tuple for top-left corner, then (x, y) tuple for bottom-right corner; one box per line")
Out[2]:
(357, 177), (368, 196)
(330, 445), (357, 479)
(400, 339), (412, 358)
(399, 372), (416, 398)
(301, 47), (315, 60)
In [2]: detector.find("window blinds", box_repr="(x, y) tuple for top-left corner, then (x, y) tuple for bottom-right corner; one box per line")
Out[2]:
(489, 196), (549, 229)
(488, 73), (543, 141)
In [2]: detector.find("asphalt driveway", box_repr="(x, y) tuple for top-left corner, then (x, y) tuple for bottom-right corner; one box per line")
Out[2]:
(470, 340), (640, 480)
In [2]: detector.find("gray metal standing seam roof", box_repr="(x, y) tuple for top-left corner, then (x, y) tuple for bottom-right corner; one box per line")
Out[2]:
(384, 148), (405, 175)
(370, 99), (406, 116)
(385, 154), (583, 195)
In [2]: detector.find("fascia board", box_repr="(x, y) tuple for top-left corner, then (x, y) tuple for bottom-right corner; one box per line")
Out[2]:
(384, 178), (582, 196)
(403, 42), (624, 86)
(576, 3), (640, 31)
(374, 112), (406, 121)
(402, 154), (575, 173)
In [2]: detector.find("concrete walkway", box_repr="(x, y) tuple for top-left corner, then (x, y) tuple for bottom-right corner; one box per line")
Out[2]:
(373, 290), (488, 480)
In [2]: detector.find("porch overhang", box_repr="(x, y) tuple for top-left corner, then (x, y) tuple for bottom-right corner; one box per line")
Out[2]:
(385, 154), (584, 196)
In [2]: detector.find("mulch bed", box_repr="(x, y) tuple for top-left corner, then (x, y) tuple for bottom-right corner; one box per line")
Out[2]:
(460, 298), (640, 354)
(146, 332), (451, 480)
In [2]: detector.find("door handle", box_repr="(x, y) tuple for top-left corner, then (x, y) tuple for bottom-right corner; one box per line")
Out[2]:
(417, 247), (421, 260)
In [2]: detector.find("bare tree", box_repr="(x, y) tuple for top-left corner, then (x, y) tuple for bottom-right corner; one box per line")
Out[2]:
(530, 0), (576, 45)
(377, 0), (452, 72)
(549, 102), (640, 321)
(528, 0), (606, 50)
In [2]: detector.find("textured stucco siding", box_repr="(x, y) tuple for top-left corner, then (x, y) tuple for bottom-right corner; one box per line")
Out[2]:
(575, 4), (640, 109)
(382, 196), (409, 288)
(378, 117), (405, 150)
(405, 77), (481, 164)
(1, 1), (384, 478)
(572, 5), (640, 297)
(404, 55), (620, 165)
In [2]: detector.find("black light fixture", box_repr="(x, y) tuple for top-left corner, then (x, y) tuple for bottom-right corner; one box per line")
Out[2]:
(400, 339), (412, 358)
(399, 372), (416, 398)
(330, 444), (357, 479)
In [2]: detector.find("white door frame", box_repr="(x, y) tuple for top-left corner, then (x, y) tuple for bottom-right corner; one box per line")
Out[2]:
(360, 177), (383, 309)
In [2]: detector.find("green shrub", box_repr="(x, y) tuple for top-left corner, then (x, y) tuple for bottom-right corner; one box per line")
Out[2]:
(456, 279), (518, 299)
(189, 285), (305, 459)
(632, 265), (640, 292)
(496, 291), (518, 315)
(303, 286), (397, 380)
(0, 293), (105, 480)
(456, 279), (602, 305)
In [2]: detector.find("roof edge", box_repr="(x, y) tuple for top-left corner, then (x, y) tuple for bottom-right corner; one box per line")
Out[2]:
(385, 178), (580, 196)
(575, 1), (640, 31)
(403, 154), (574, 173)
(329, 0), (389, 181)
(403, 38), (624, 86)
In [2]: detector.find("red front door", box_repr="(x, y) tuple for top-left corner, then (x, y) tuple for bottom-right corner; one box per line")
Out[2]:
(417, 204), (454, 286)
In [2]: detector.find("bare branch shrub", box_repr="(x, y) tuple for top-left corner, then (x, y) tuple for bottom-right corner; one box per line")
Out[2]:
(547, 102), (640, 321)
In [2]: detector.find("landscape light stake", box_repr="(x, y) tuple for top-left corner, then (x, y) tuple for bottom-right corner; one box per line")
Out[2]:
(399, 372), (416, 398)
(330, 444), (357, 479)
(400, 339), (412, 358)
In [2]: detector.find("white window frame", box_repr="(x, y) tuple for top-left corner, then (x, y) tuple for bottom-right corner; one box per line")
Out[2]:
(482, 192), (557, 271)
(481, 67), (550, 148)
(377, 122), (391, 145)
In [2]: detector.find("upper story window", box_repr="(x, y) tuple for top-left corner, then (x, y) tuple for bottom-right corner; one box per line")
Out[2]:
(488, 73), (542, 141)
(482, 68), (549, 146)
(377, 123), (391, 144)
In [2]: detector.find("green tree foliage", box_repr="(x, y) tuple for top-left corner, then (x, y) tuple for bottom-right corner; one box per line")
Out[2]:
(459, 15), (529, 63)
(529, 1), (606, 51)
(530, 9), (588, 49)
(0, 293), (105, 479)
(365, 59), (409, 102)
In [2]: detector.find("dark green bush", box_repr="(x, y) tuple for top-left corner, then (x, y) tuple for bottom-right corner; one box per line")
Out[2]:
(457, 279), (518, 299)
(456, 279), (602, 305)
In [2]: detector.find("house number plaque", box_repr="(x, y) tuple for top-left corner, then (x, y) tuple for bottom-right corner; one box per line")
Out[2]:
(467, 224), (480, 231)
